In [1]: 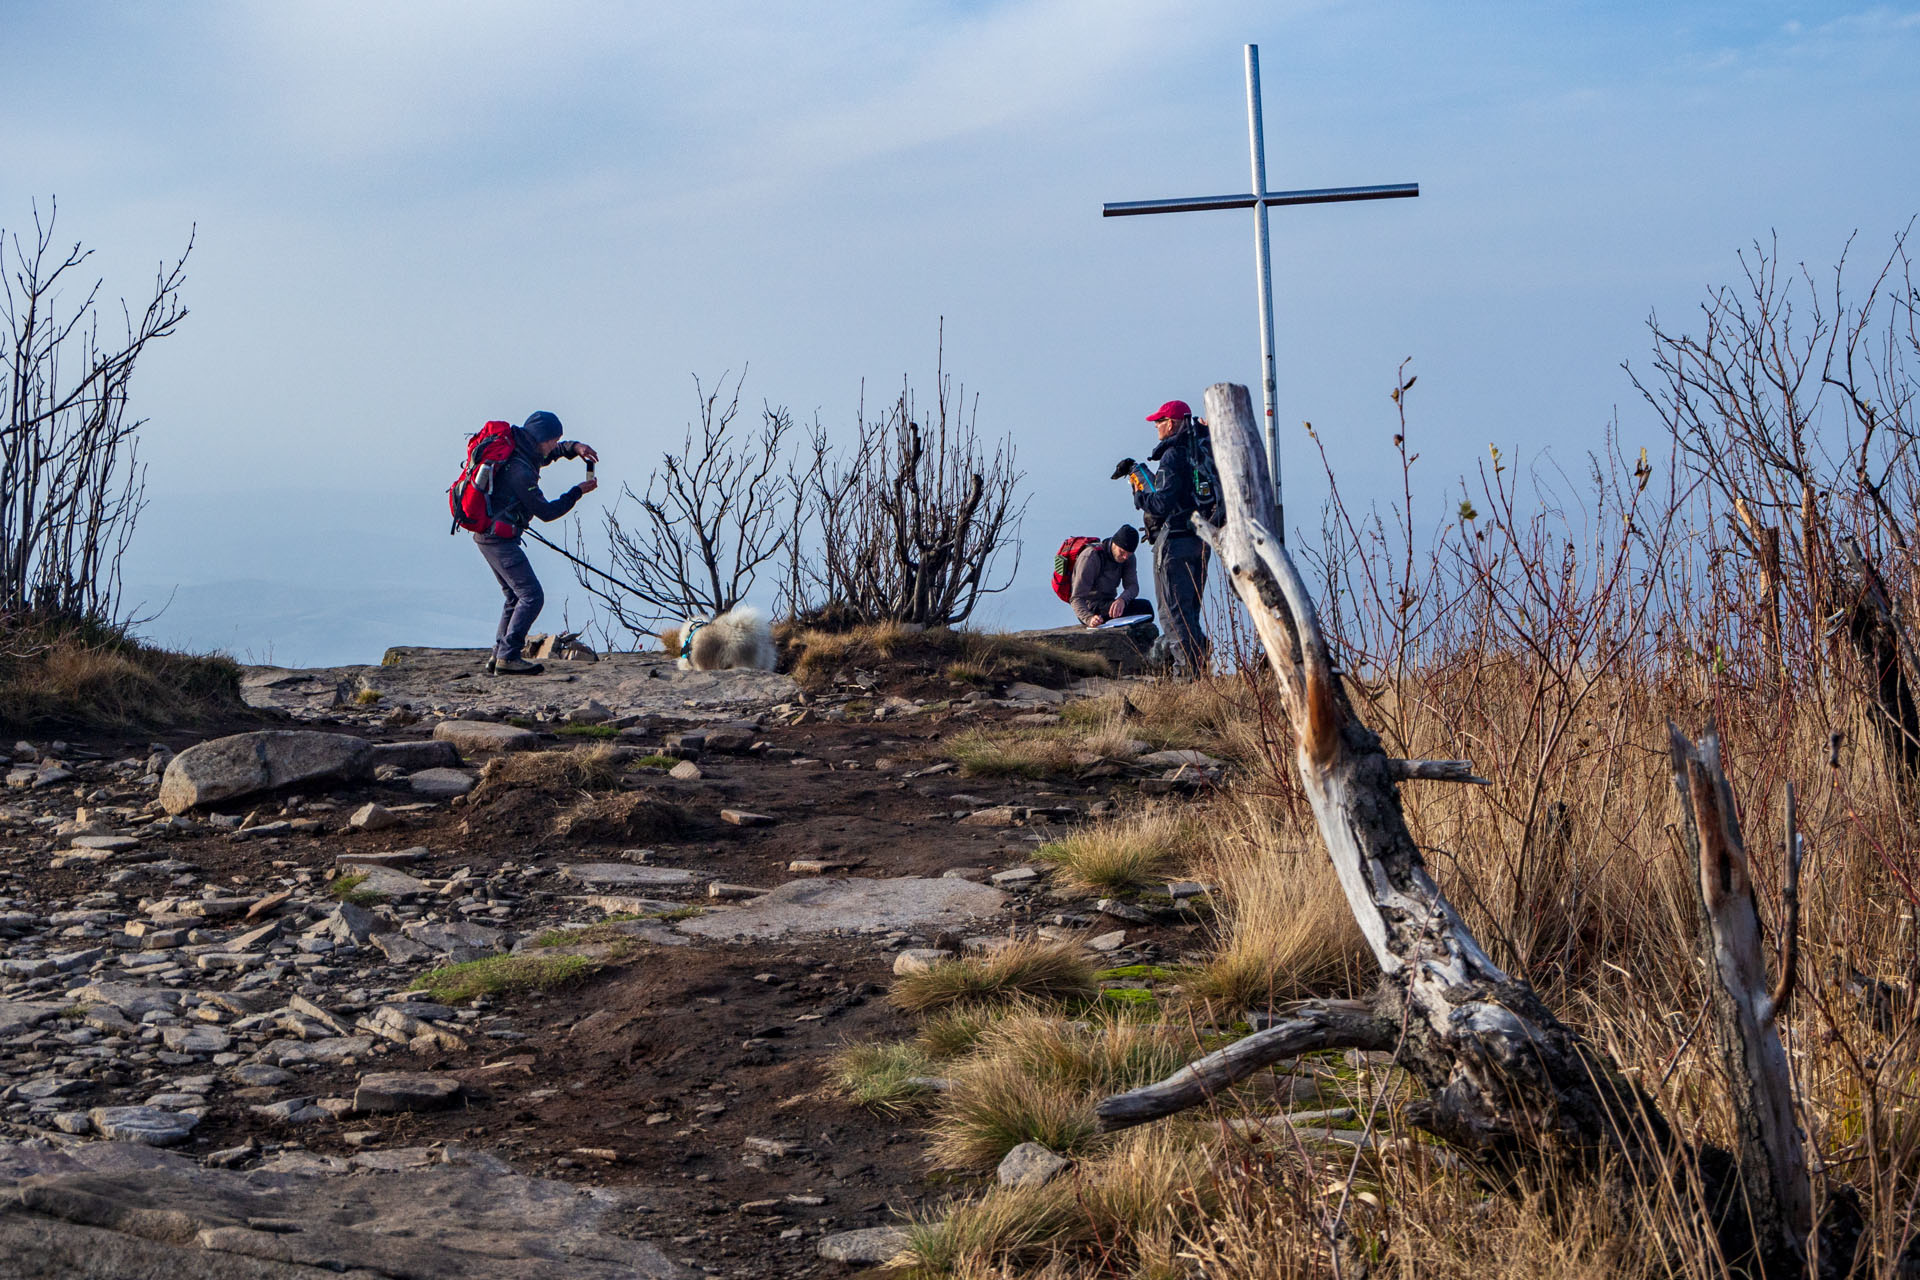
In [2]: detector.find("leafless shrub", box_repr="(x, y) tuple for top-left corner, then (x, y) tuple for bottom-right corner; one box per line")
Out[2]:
(0, 200), (189, 627)
(803, 335), (1026, 627)
(572, 370), (807, 640)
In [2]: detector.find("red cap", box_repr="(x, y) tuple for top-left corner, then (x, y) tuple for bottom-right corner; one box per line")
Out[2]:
(1146, 399), (1191, 423)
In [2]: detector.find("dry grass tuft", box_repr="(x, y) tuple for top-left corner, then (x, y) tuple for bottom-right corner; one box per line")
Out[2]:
(891, 939), (1098, 1014)
(830, 1040), (942, 1114)
(1036, 807), (1212, 893)
(1184, 793), (1369, 1013)
(785, 623), (1107, 689)
(473, 744), (624, 799)
(926, 1012), (1197, 1171)
(0, 617), (245, 729)
(947, 727), (1082, 777)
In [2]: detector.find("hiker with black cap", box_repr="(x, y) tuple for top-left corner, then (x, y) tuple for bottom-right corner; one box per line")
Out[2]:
(471, 411), (598, 675)
(1112, 399), (1221, 672)
(1069, 525), (1153, 629)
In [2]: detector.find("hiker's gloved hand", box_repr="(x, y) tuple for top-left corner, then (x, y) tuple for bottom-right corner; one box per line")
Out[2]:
(1110, 458), (1136, 481)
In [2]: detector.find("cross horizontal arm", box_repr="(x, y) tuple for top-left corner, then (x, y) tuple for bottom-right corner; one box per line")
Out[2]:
(1103, 181), (1417, 218)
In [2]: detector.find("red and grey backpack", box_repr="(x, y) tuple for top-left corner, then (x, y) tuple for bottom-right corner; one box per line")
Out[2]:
(448, 421), (518, 537)
(1050, 535), (1102, 602)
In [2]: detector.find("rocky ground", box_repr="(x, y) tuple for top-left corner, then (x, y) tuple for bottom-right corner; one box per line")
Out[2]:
(0, 632), (1224, 1278)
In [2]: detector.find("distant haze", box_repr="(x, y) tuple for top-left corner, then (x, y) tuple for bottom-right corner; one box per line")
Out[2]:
(10, 2), (1917, 665)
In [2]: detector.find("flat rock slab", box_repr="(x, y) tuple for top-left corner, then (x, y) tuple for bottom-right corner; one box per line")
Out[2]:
(562, 863), (706, 887)
(0, 1140), (695, 1279)
(159, 731), (373, 814)
(353, 1071), (462, 1113)
(677, 876), (1005, 941)
(432, 720), (539, 754)
(370, 739), (461, 771)
(87, 1105), (199, 1146)
(817, 1225), (912, 1264)
(249, 648), (798, 725)
(407, 766), (476, 797)
(345, 865), (430, 898)
(0, 1000), (63, 1036)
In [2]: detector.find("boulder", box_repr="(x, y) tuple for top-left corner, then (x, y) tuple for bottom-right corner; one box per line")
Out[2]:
(159, 731), (374, 814)
(431, 721), (539, 754)
(1010, 622), (1157, 675)
(817, 1226), (912, 1265)
(87, 1105), (199, 1146)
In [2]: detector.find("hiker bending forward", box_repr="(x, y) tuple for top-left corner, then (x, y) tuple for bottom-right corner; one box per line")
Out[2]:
(1071, 525), (1154, 628)
(474, 411), (598, 675)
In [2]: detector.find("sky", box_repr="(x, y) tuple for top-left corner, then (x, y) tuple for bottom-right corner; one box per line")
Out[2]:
(4, 1), (1917, 666)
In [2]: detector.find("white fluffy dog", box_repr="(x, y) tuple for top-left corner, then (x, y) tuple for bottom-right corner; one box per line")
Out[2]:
(676, 605), (778, 672)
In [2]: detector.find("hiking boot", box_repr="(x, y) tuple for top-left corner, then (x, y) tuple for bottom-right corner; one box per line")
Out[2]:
(484, 657), (497, 675)
(492, 656), (545, 676)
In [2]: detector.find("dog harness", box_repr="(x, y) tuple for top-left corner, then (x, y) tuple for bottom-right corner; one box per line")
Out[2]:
(679, 619), (711, 661)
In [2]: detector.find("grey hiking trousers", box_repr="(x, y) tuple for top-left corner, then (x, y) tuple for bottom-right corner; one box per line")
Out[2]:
(1152, 531), (1209, 672)
(474, 535), (544, 662)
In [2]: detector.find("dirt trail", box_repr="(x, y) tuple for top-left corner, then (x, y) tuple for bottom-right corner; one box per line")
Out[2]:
(0, 642), (1203, 1277)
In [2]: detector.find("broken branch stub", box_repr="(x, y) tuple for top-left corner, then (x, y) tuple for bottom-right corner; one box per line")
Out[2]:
(1667, 722), (1812, 1266)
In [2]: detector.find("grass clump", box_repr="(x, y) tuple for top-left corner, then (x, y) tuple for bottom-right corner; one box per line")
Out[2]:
(947, 727), (1081, 778)
(423, 953), (593, 1004)
(927, 1012), (1196, 1170)
(915, 1006), (999, 1059)
(555, 722), (619, 739)
(1184, 794), (1368, 1013)
(0, 615), (245, 730)
(353, 687), (382, 706)
(1036, 808), (1211, 893)
(634, 753), (678, 768)
(831, 1040), (942, 1114)
(891, 939), (1098, 1014)
(472, 743), (624, 799)
(909, 1130), (1215, 1278)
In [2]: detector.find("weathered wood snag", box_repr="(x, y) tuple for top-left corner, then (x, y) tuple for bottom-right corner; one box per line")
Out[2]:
(1098, 382), (1862, 1277)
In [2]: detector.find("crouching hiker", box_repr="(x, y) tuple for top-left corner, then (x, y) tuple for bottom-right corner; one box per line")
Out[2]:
(1070, 525), (1153, 629)
(449, 410), (599, 675)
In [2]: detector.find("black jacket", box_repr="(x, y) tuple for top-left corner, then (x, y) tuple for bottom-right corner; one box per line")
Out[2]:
(476, 429), (584, 543)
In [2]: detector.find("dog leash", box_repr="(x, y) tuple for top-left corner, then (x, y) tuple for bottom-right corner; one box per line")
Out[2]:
(522, 527), (655, 601)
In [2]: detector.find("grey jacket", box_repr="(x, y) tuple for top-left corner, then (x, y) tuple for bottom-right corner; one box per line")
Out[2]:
(1069, 541), (1138, 626)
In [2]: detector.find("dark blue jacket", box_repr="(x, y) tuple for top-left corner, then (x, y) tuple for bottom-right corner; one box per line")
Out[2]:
(1136, 426), (1200, 540)
(475, 428), (585, 543)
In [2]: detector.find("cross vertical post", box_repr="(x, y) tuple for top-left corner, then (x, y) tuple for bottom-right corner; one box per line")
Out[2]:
(1104, 43), (1417, 541)
(1245, 45), (1279, 520)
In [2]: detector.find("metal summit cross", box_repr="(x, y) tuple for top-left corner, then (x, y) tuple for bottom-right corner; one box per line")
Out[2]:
(1104, 43), (1417, 536)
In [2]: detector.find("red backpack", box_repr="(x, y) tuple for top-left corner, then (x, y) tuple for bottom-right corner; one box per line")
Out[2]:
(1050, 536), (1101, 602)
(448, 421), (518, 537)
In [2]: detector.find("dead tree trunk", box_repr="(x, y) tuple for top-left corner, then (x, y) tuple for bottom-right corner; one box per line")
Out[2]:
(1668, 725), (1813, 1275)
(1096, 382), (1858, 1277)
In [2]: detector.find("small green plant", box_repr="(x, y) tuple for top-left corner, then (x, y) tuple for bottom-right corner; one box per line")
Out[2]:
(328, 872), (383, 906)
(423, 953), (593, 1003)
(556, 722), (618, 738)
(634, 754), (678, 769)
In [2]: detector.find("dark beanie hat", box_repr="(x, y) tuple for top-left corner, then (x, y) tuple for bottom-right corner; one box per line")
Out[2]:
(1112, 524), (1140, 553)
(522, 410), (564, 443)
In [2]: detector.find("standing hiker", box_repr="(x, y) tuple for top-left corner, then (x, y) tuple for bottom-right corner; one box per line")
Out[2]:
(1113, 399), (1220, 672)
(1069, 525), (1153, 628)
(462, 411), (599, 675)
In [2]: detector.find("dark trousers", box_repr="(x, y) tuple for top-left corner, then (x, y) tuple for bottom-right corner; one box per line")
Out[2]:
(475, 536), (544, 661)
(1152, 532), (1209, 671)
